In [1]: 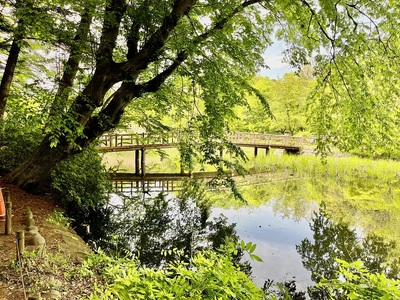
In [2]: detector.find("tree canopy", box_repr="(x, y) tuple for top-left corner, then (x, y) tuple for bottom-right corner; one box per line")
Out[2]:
(0, 0), (399, 191)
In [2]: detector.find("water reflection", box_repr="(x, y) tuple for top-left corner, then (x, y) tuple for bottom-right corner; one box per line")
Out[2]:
(68, 177), (400, 299)
(211, 202), (314, 288)
(74, 185), (252, 275)
(298, 206), (400, 298)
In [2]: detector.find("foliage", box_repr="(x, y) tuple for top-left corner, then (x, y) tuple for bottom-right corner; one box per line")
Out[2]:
(50, 145), (110, 208)
(303, 2), (400, 158)
(232, 72), (315, 135)
(45, 209), (74, 229)
(87, 247), (266, 300)
(318, 259), (400, 299)
(0, 82), (50, 174)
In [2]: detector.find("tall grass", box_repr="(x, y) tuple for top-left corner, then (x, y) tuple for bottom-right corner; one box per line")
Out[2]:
(246, 153), (400, 184)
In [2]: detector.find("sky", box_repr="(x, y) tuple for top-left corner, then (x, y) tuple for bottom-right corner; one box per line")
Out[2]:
(259, 39), (294, 79)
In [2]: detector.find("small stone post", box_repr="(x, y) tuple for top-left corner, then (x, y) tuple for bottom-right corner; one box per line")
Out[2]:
(16, 230), (25, 258)
(4, 190), (12, 235)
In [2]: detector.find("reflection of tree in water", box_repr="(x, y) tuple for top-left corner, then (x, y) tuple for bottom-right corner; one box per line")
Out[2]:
(297, 206), (400, 298)
(74, 183), (250, 274)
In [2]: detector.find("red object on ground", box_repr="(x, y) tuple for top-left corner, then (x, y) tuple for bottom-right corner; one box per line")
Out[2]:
(0, 188), (5, 221)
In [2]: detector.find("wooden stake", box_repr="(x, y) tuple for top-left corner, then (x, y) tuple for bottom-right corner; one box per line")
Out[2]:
(16, 230), (25, 258)
(5, 199), (12, 235)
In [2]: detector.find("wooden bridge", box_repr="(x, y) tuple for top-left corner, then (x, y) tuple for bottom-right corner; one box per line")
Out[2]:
(98, 132), (303, 152)
(98, 131), (304, 176)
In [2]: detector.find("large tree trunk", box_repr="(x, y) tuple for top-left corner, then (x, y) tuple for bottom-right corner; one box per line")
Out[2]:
(4, 136), (71, 192)
(47, 9), (93, 120)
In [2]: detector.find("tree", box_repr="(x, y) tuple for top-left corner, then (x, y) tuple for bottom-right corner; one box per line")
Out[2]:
(270, 72), (314, 135)
(230, 76), (275, 133)
(232, 72), (315, 135)
(0, 0), (85, 119)
(1, 0), (399, 191)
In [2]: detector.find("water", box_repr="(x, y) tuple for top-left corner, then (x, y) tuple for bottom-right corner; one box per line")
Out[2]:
(206, 177), (400, 291)
(77, 175), (400, 297)
(211, 202), (315, 288)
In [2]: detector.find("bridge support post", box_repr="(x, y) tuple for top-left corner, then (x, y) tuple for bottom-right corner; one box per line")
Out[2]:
(266, 147), (270, 155)
(135, 150), (140, 175)
(254, 147), (258, 157)
(140, 148), (146, 176)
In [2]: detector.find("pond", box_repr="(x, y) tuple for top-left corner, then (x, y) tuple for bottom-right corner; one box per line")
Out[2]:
(207, 176), (400, 291)
(75, 171), (400, 297)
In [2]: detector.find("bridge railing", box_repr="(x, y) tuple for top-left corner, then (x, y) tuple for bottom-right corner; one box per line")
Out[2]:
(229, 132), (303, 148)
(99, 132), (181, 148)
(99, 132), (304, 149)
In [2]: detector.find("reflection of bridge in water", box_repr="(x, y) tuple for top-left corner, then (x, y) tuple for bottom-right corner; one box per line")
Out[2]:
(99, 132), (304, 177)
(109, 171), (305, 194)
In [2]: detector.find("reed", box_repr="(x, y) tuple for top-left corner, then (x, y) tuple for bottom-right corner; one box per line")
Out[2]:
(246, 153), (400, 184)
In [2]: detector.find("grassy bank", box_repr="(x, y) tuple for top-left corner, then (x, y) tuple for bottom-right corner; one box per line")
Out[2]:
(246, 154), (400, 184)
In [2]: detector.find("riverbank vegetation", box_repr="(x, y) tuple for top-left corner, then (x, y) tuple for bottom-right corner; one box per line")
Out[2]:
(246, 154), (400, 184)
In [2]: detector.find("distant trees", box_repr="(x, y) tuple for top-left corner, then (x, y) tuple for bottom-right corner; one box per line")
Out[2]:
(231, 71), (315, 136)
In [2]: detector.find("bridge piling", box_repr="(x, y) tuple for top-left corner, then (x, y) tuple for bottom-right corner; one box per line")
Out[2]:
(140, 148), (146, 176)
(135, 150), (140, 175)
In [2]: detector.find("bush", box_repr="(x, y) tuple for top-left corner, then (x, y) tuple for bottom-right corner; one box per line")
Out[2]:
(87, 248), (266, 300)
(51, 146), (110, 209)
(318, 259), (400, 299)
(0, 123), (42, 175)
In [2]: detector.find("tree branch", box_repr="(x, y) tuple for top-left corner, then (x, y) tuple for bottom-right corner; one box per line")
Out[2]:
(115, 0), (196, 78)
(47, 9), (93, 119)
(66, 0), (127, 125)
(96, 0), (127, 64)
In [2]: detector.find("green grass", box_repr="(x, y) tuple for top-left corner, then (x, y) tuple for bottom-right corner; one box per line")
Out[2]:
(102, 149), (182, 173)
(245, 154), (400, 184)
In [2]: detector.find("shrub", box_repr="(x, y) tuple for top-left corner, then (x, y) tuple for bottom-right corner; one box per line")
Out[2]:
(318, 259), (400, 299)
(87, 248), (266, 300)
(51, 146), (110, 209)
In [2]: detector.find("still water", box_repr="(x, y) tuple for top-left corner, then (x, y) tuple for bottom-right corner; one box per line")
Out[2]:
(211, 201), (315, 288)
(84, 175), (400, 296)
(207, 176), (400, 289)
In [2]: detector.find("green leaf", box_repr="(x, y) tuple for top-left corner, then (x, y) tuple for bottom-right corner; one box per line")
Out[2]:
(249, 254), (263, 262)
(249, 243), (256, 253)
